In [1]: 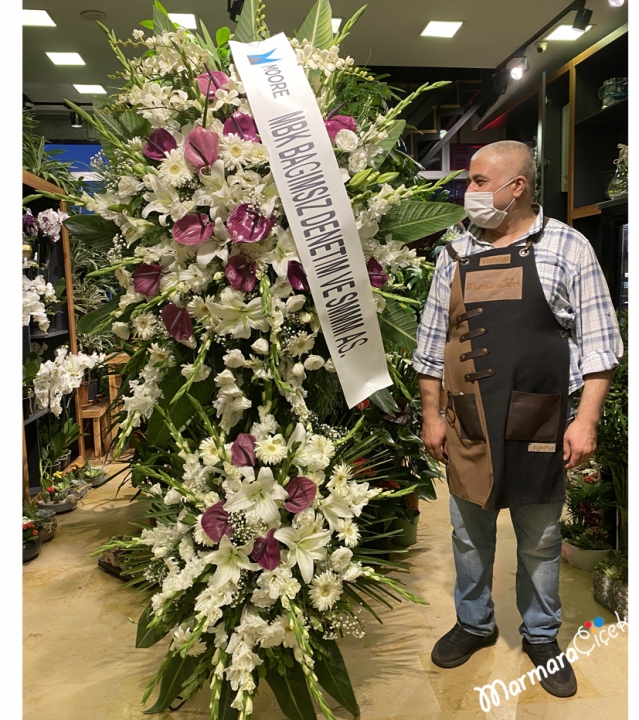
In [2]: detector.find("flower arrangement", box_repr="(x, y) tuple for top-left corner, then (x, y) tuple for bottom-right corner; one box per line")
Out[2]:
(47, 1), (467, 717)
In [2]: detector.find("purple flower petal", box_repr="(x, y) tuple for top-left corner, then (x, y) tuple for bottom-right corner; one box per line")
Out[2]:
(231, 433), (256, 467)
(324, 115), (357, 141)
(197, 70), (230, 99)
(287, 260), (310, 292)
(133, 263), (163, 297)
(284, 476), (317, 513)
(201, 501), (234, 542)
(161, 304), (193, 341)
(184, 126), (220, 172)
(143, 129), (177, 161)
(227, 204), (274, 244)
(223, 112), (260, 143)
(366, 258), (389, 289)
(172, 214), (214, 246)
(250, 528), (281, 570)
(225, 254), (257, 292)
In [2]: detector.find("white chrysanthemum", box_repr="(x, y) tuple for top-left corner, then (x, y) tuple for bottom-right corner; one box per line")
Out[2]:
(309, 570), (343, 611)
(287, 331), (315, 358)
(193, 515), (215, 547)
(255, 434), (288, 465)
(199, 437), (221, 466)
(132, 312), (158, 341)
(330, 547), (353, 573)
(328, 462), (352, 494)
(219, 133), (250, 170)
(247, 142), (269, 165)
(336, 519), (360, 548)
(299, 434), (335, 471)
(158, 148), (193, 187)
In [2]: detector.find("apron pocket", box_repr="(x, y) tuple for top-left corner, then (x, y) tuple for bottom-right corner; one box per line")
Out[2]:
(505, 391), (562, 442)
(452, 393), (485, 441)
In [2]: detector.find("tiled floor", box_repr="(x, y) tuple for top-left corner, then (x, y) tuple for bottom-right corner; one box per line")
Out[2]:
(23, 468), (628, 720)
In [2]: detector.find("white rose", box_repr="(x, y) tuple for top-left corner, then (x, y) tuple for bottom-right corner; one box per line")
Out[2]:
(334, 129), (359, 153)
(348, 148), (368, 173)
(111, 322), (130, 340)
(286, 295), (306, 313)
(164, 488), (183, 505)
(304, 355), (325, 371)
(324, 359), (337, 373)
(118, 176), (140, 198)
(251, 338), (269, 355)
(223, 349), (245, 368)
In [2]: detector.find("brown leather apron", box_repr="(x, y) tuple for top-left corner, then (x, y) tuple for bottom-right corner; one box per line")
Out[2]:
(443, 223), (571, 510)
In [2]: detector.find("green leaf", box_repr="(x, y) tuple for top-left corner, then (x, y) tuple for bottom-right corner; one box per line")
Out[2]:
(144, 653), (200, 713)
(63, 214), (118, 250)
(297, 0), (333, 49)
(233, 0), (260, 43)
(333, 5), (367, 45)
(136, 604), (171, 648)
(76, 293), (122, 334)
(265, 661), (317, 720)
(378, 200), (467, 244)
(53, 277), (66, 297)
(371, 120), (405, 169)
(104, 110), (151, 141)
(369, 388), (400, 414)
(140, 19), (154, 29)
(216, 26), (231, 47)
(378, 299), (418, 350)
(152, 0), (175, 35)
(315, 640), (360, 717)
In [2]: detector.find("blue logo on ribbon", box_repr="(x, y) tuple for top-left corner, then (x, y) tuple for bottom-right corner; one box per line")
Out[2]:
(247, 48), (280, 65)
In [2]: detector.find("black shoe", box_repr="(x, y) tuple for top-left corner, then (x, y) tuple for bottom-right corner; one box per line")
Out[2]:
(522, 638), (578, 697)
(431, 623), (499, 668)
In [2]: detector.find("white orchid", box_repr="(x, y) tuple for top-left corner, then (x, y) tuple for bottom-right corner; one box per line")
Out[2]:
(274, 519), (331, 583)
(202, 535), (259, 589)
(224, 467), (288, 525)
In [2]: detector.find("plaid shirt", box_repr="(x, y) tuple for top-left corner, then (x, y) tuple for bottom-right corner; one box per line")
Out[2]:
(413, 206), (623, 394)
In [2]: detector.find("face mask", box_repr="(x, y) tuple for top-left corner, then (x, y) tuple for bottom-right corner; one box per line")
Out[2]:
(464, 177), (517, 229)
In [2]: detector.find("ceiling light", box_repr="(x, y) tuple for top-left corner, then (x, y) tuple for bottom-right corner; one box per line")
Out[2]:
(168, 13), (198, 29)
(47, 52), (85, 65)
(608, 0), (625, 6)
(23, 9), (56, 26)
(73, 84), (107, 94)
(545, 24), (593, 40)
(572, 5), (593, 33)
(70, 112), (82, 128)
(421, 21), (463, 38)
(331, 18), (342, 33)
(80, 10), (108, 22)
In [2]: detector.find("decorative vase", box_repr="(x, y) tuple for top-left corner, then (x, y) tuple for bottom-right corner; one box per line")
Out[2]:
(561, 540), (610, 572)
(391, 509), (420, 547)
(607, 144), (628, 200)
(592, 568), (628, 619)
(23, 536), (42, 563)
(598, 77), (628, 109)
(37, 495), (79, 515)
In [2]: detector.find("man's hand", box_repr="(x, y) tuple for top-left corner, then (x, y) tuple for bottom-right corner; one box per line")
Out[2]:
(563, 418), (597, 469)
(422, 414), (448, 464)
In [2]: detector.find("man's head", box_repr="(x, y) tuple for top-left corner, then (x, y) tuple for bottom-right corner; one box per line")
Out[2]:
(467, 141), (536, 210)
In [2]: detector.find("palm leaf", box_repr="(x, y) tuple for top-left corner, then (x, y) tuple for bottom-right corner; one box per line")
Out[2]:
(233, 0), (260, 43)
(379, 200), (467, 244)
(296, 0), (333, 49)
(378, 300), (418, 350)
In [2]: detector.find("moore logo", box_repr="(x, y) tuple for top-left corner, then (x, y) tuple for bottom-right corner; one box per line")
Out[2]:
(248, 48), (280, 65)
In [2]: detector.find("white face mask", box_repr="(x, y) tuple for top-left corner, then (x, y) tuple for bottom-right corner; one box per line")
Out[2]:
(464, 177), (517, 229)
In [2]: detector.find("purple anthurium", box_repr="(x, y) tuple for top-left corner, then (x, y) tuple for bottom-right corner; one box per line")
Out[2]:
(161, 304), (193, 341)
(231, 433), (256, 467)
(366, 258), (389, 288)
(197, 68), (230, 99)
(226, 204), (274, 244)
(324, 115), (357, 141)
(133, 263), (163, 297)
(284, 476), (317, 513)
(201, 501), (234, 542)
(222, 112), (260, 142)
(184, 127), (220, 172)
(287, 260), (310, 292)
(172, 214), (214, 246)
(143, 128), (177, 161)
(250, 528), (281, 571)
(225, 254), (257, 292)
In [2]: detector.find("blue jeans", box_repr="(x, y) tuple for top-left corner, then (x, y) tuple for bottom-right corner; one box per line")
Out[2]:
(449, 491), (564, 644)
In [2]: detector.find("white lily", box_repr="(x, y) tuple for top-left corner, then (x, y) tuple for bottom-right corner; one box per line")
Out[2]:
(142, 174), (194, 225)
(197, 217), (231, 266)
(224, 467), (288, 525)
(202, 535), (258, 589)
(264, 227), (300, 278)
(209, 287), (270, 339)
(192, 160), (227, 209)
(287, 422), (307, 452)
(274, 519), (331, 583)
(320, 493), (354, 532)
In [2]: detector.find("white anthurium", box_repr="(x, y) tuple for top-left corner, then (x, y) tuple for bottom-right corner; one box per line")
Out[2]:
(319, 493), (354, 532)
(224, 467), (288, 525)
(274, 520), (332, 584)
(287, 422), (307, 452)
(209, 287), (270, 339)
(263, 227), (299, 278)
(142, 173), (194, 226)
(202, 535), (259, 589)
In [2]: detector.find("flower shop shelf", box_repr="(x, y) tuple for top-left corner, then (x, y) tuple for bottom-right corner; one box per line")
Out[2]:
(29, 329), (70, 340)
(23, 407), (50, 426)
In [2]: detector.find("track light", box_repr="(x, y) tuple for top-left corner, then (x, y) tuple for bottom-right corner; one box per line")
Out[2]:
(228, 0), (245, 22)
(70, 111), (82, 128)
(572, 4), (593, 33)
(509, 57), (529, 81)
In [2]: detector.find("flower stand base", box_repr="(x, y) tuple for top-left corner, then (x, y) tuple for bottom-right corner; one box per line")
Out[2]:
(593, 569), (628, 619)
(23, 536), (42, 563)
(391, 510), (420, 547)
(561, 540), (610, 572)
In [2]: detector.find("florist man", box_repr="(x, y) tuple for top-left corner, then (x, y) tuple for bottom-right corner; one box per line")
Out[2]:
(413, 140), (623, 697)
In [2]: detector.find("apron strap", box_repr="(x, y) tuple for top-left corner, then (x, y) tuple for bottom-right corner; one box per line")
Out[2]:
(445, 241), (460, 262)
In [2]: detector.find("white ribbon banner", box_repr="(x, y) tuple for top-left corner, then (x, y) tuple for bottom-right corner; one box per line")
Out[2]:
(230, 34), (392, 408)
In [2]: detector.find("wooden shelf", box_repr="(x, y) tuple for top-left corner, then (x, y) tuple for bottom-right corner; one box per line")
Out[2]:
(571, 204), (602, 220)
(24, 407), (50, 426)
(30, 329), (70, 340)
(576, 98), (627, 128)
(598, 197), (628, 211)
